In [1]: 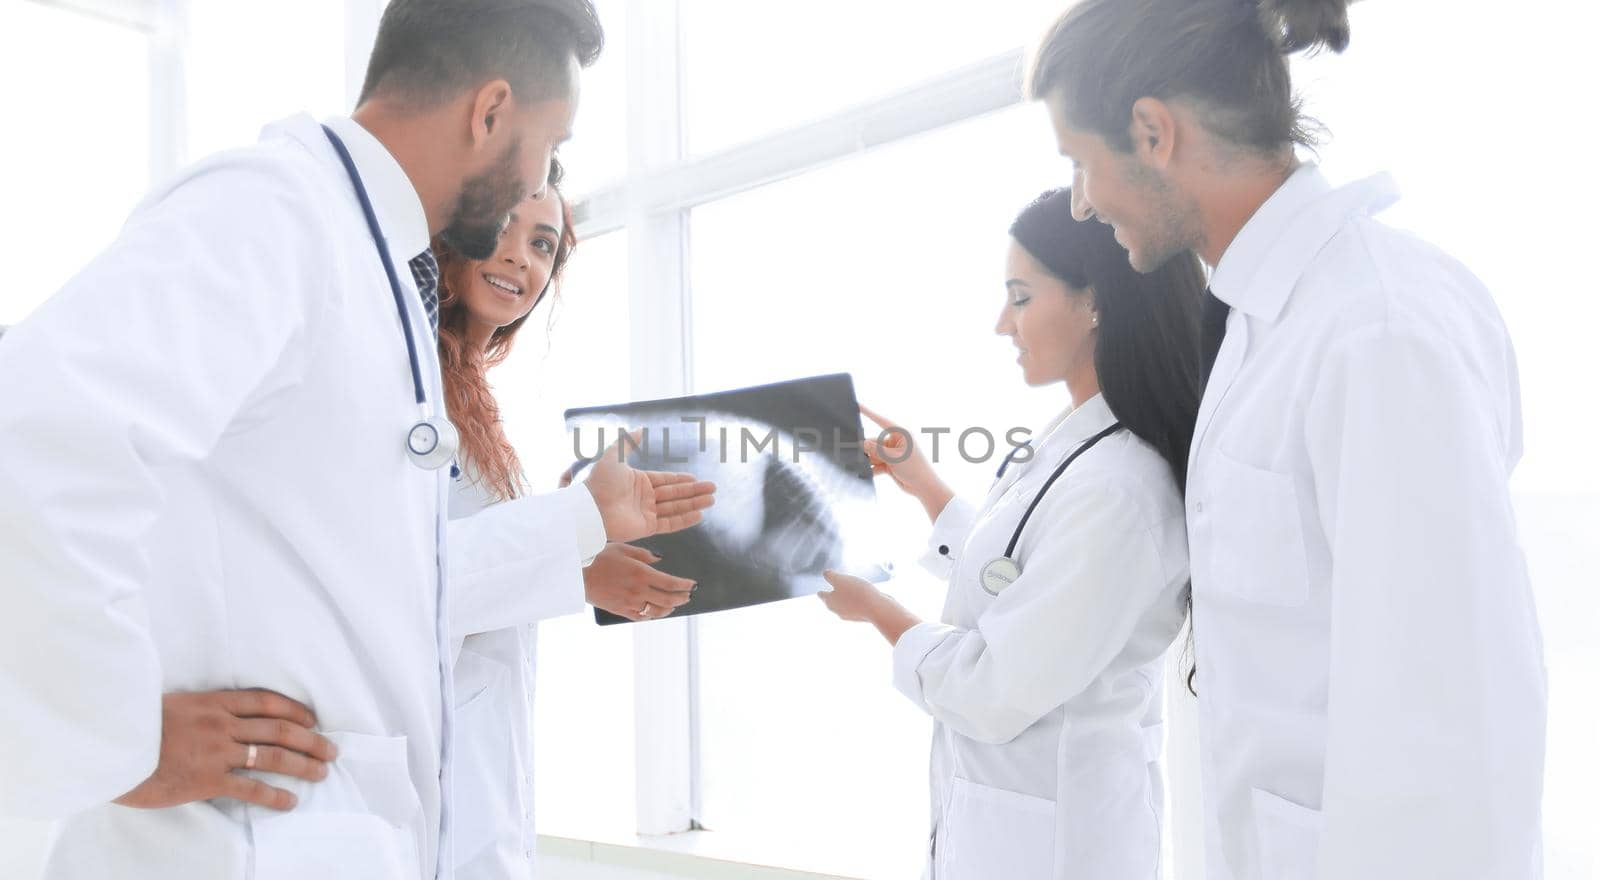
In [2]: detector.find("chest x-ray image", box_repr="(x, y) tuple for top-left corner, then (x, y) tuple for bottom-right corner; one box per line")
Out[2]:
(566, 373), (891, 625)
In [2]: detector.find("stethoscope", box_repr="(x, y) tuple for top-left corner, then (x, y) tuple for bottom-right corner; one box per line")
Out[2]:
(323, 125), (460, 473)
(979, 422), (1123, 596)
(994, 442), (1031, 481)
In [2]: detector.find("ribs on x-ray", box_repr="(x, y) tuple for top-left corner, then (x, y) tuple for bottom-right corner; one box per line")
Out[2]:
(565, 374), (891, 624)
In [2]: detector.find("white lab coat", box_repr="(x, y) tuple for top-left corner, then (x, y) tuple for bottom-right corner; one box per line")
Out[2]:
(894, 394), (1190, 879)
(0, 113), (563, 880)
(447, 467), (597, 879)
(1186, 164), (1547, 880)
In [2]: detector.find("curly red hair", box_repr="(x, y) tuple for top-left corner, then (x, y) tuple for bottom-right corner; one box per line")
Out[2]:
(433, 166), (578, 502)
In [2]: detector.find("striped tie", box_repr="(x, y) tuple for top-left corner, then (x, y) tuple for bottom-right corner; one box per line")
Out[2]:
(408, 248), (440, 338)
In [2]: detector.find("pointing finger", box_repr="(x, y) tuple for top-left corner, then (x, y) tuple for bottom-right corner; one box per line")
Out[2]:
(858, 404), (900, 432)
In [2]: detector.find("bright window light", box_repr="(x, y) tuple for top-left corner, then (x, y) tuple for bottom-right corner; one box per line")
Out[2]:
(0, 2), (149, 325)
(499, 229), (640, 839)
(682, 0), (1062, 156)
(183, 0), (345, 160)
(687, 103), (1079, 878)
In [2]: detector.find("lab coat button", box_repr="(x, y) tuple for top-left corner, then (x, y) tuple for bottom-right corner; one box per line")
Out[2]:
(938, 544), (950, 556)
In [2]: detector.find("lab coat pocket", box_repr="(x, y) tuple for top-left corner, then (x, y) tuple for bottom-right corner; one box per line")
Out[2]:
(452, 649), (516, 865)
(454, 646), (508, 712)
(1250, 787), (1324, 880)
(249, 731), (423, 880)
(937, 777), (1055, 880)
(1205, 452), (1311, 606)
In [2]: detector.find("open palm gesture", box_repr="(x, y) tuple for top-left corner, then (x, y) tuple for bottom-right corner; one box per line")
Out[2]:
(585, 431), (716, 542)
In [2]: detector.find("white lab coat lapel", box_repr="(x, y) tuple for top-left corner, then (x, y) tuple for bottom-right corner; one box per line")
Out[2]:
(282, 115), (438, 391)
(1190, 170), (1399, 474)
(986, 406), (1075, 505)
(969, 402), (1099, 554)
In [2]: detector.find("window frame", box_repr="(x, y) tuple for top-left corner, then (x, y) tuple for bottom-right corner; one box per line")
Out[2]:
(561, 0), (1028, 843)
(27, 0), (183, 186)
(339, 0), (1165, 874)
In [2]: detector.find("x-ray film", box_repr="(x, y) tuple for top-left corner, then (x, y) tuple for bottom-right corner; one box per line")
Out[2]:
(565, 373), (891, 625)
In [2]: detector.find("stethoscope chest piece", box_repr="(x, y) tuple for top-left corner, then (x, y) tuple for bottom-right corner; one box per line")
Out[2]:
(974, 420), (1125, 598)
(980, 556), (1022, 597)
(407, 417), (460, 471)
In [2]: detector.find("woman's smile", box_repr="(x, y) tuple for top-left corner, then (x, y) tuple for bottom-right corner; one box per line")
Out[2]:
(481, 271), (524, 299)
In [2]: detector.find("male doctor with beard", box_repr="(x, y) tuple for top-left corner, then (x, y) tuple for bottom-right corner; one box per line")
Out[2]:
(1030, 0), (1546, 877)
(0, 2), (710, 878)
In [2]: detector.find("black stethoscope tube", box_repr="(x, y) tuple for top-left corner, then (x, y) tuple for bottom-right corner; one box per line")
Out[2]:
(1000, 422), (1124, 560)
(322, 125), (459, 474)
(322, 125), (429, 407)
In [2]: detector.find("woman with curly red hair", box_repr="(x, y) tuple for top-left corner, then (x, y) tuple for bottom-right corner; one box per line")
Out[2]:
(440, 161), (706, 878)
(434, 166), (576, 504)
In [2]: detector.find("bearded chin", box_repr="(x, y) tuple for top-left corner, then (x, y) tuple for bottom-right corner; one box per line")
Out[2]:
(1124, 163), (1202, 273)
(440, 138), (525, 261)
(1129, 234), (1185, 273)
(440, 217), (504, 261)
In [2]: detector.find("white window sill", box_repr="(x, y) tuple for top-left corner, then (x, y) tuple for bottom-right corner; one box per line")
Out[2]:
(538, 819), (923, 880)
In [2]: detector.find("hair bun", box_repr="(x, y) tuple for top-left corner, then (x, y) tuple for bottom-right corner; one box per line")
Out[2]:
(1256, 0), (1352, 54)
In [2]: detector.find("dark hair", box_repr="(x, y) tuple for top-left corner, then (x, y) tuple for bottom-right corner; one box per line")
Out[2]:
(1011, 189), (1206, 694)
(1027, 0), (1352, 156)
(1009, 189), (1204, 493)
(359, 0), (604, 107)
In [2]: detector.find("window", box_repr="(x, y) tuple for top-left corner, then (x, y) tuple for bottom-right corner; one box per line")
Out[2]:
(557, 0), (627, 199)
(183, 0), (346, 160)
(498, 229), (636, 839)
(555, 3), (1598, 879)
(0, 2), (151, 324)
(688, 104), (1070, 876)
(497, 230), (634, 478)
(682, 0), (1063, 156)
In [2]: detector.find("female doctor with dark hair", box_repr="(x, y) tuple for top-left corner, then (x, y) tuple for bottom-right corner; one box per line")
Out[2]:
(820, 189), (1204, 879)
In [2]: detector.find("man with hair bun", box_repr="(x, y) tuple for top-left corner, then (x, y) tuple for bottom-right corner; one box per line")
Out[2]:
(1029, 0), (1545, 878)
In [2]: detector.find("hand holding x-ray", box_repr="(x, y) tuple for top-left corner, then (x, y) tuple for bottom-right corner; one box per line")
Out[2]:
(859, 403), (955, 522)
(566, 374), (892, 625)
